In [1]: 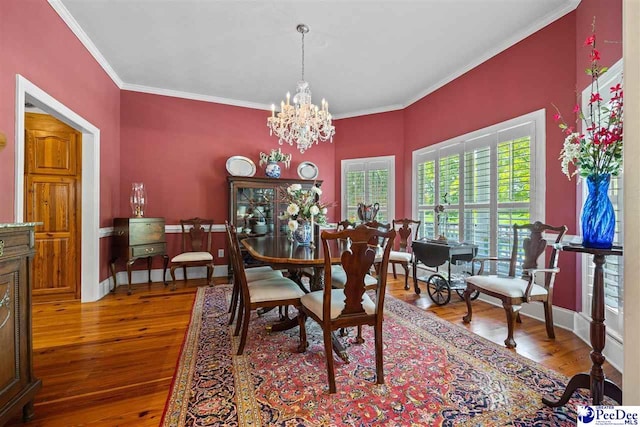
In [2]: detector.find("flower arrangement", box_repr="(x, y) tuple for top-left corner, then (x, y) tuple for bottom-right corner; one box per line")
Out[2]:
(280, 183), (330, 232)
(554, 21), (623, 180)
(259, 148), (292, 168)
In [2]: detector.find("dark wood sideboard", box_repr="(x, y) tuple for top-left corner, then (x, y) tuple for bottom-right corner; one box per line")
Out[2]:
(109, 218), (168, 295)
(0, 224), (42, 425)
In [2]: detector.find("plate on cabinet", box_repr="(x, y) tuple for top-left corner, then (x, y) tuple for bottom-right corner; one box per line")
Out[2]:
(226, 156), (256, 177)
(297, 161), (319, 180)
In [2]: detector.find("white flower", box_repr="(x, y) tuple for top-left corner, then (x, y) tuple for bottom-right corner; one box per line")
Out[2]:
(288, 219), (298, 231)
(311, 186), (322, 195)
(321, 207), (328, 215)
(309, 205), (320, 216)
(288, 184), (302, 194)
(286, 203), (300, 216)
(559, 133), (581, 179)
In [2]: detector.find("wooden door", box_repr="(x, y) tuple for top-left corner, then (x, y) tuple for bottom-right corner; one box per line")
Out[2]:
(24, 113), (81, 301)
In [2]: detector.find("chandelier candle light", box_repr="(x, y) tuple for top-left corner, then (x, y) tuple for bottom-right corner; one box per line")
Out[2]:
(267, 24), (335, 154)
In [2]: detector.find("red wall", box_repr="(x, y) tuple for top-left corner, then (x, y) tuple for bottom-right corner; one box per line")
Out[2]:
(333, 110), (405, 217)
(0, 0), (121, 280)
(119, 91), (337, 264)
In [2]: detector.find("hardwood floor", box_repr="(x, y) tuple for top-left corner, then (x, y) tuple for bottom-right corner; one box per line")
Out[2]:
(8, 275), (621, 426)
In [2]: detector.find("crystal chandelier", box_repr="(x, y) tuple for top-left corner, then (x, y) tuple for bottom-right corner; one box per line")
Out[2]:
(267, 24), (335, 153)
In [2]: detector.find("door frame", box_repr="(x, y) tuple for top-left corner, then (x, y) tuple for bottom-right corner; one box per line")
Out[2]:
(15, 74), (101, 302)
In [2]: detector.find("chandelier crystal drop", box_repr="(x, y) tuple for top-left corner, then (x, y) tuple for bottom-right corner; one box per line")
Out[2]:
(267, 24), (335, 154)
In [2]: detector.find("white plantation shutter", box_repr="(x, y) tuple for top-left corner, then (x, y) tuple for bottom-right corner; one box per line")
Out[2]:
(412, 110), (544, 273)
(580, 60), (624, 338)
(341, 156), (395, 224)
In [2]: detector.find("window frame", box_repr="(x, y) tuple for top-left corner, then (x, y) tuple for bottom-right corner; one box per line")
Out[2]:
(579, 59), (624, 340)
(341, 155), (395, 223)
(411, 109), (546, 253)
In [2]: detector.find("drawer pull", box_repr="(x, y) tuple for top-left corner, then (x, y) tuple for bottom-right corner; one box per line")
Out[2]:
(0, 239), (4, 257)
(144, 247), (155, 253)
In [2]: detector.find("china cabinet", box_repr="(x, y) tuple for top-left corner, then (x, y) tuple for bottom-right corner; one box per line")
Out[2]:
(227, 176), (322, 270)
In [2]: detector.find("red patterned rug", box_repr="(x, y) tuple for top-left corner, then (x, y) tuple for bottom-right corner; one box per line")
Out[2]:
(162, 285), (602, 426)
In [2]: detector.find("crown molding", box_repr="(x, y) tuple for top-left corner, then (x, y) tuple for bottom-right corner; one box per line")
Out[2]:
(121, 83), (272, 111)
(403, 0), (581, 109)
(48, 0), (124, 88)
(333, 104), (405, 120)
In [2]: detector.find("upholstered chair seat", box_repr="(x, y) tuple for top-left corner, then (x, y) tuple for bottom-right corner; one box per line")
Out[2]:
(171, 251), (213, 263)
(301, 289), (376, 320)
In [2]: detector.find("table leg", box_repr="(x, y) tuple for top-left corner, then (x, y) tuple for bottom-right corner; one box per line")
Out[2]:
(413, 262), (421, 294)
(126, 260), (135, 295)
(109, 258), (117, 292)
(147, 257), (152, 283)
(543, 253), (622, 407)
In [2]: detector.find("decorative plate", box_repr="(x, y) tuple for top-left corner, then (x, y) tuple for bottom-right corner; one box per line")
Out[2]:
(297, 161), (319, 180)
(226, 156), (256, 177)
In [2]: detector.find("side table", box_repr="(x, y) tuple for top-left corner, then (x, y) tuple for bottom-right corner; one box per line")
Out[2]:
(543, 243), (623, 407)
(109, 217), (168, 295)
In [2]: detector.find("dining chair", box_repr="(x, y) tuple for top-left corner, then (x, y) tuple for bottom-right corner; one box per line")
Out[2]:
(390, 218), (421, 290)
(169, 217), (215, 290)
(298, 224), (396, 393)
(462, 221), (567, 348)
(226, 223), (305, 355)
(329, 219), (377, 288)
(224, 222), (285, 326)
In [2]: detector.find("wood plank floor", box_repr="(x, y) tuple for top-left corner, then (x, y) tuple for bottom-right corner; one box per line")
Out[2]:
(8, 275), (622, 426)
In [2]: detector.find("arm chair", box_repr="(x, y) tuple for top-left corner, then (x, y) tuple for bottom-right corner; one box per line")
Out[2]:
(226, 223), (305, 355)
(462, 221), (568, 349)
(390, 218), (421, 290)
(298, 224), (396, 394)
(169, 218), (215, 290)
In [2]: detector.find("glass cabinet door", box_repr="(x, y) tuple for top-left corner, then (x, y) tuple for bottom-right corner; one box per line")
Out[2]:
(234, 186), (277, 236)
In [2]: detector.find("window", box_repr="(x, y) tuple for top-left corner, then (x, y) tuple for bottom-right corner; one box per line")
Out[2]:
(413, 110), (545, 274)
(341, 156), (395, 224)
(580, 59), (624, 339)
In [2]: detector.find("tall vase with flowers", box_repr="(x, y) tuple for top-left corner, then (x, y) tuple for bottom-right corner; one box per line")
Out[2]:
(554, 20), (623, 249)
(280, 183), (330, 246)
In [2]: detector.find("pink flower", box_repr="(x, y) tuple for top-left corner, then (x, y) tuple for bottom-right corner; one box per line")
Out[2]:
(590, 93), (603, 103)
(584, 35), (596, 46)
(573, 104), (580, 113)
(553, 113), (561, 121)
(610, 83), (622, 92)
(589, 49), (600, 61)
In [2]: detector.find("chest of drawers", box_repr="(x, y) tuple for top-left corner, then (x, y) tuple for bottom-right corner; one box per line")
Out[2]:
(109, 218), (168, 294)
(0, 224), (41, 425)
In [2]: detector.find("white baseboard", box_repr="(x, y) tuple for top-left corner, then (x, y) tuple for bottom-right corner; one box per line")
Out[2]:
(103, 265), (229, 296)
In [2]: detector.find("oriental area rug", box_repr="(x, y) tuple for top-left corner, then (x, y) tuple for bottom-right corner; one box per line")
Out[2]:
(162, 285), (601, 426)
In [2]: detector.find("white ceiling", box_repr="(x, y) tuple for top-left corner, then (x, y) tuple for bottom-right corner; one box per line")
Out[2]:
(53, 0), (578, 118)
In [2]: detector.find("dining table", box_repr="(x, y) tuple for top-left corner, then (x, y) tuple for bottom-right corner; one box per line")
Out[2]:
(241, 235), (355, 361)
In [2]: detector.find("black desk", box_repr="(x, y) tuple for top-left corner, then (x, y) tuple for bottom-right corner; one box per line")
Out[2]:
(543, 243), (623, 407)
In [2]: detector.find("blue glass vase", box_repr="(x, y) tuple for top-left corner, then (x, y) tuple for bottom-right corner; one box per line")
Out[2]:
(581, 174), (615, 249)
(293, 222), (312, 246)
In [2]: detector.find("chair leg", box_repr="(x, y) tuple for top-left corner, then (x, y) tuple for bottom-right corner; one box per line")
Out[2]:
(392, 263), (397, 279)
(402, 262), (409, 290)
(234, 296), (244, 337)
(297, 310), (308, 353)
(516, 312), (522, 323)
(355, 325), (364, 344)
(237, 304), (251, 355)
(323, 328), (336, 394)
(374, 323), (384, 385)
(206, 264), (213, 286)
(543, 300), (556, 339)
(462, 287), (474, 323)
(228, 282), (239, 326)
(503, 302), (518, 349)
(170, 266), (177, 291)
(183, 266), (188, 282)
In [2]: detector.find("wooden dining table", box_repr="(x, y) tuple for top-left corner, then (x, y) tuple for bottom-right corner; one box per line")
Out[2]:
(241, 235), (354, 361)
(242, 235), (346, 291)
